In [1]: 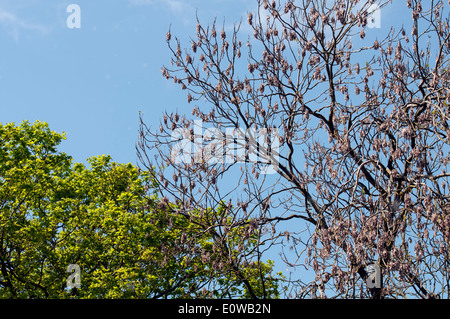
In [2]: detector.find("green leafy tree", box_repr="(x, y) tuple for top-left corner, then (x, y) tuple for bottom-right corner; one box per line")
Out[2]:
(0, 120), (281, 298)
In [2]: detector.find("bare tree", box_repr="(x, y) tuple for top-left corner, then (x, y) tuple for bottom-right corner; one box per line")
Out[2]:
(137, 0), (450, 298)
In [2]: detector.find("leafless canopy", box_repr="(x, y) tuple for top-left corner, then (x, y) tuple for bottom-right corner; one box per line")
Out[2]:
(138, 0), (450, 298)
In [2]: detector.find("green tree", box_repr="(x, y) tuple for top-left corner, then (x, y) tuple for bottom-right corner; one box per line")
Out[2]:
(0, 120), (281, 298)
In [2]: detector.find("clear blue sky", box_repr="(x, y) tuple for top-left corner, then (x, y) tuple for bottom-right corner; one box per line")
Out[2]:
(0, 0), (256, 165)
(0, 0), (405, 166)
(0, 0), (411, 284)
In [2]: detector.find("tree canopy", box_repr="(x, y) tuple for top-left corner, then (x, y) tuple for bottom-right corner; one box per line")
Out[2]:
(0, 120), (281, 298)
(138, 0), (450, 298)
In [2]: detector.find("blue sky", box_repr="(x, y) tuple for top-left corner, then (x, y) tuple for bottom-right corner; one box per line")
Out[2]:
(0, 0), (256, 165)
(0, 0), (413, 286)
(0, 0), (405, 166)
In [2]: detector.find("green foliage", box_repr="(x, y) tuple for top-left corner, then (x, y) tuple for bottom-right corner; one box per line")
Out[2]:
(241, 260), (284, 299)
(0, 121), (281, 298)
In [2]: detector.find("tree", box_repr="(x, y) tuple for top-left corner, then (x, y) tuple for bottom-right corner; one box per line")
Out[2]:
(137, 0), (450, 298)
(0, 120), (281, 298)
